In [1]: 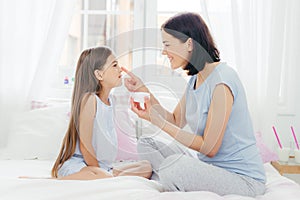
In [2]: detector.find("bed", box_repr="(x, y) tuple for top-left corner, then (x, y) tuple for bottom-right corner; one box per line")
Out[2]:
(0, 94), (300, 199)
(0, 159), (299, 200)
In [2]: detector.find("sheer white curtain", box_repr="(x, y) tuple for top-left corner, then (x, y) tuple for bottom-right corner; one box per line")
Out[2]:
(0, 0), (76, 148)
(203, 0), (300, 147)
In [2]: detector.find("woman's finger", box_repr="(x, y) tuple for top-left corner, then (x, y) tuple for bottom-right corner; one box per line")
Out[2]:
(134, 102), (142, 110)
(124, 79), (135, 91)
(144, 96), (151, 110)
(121, 67), (136, 79)
(130, 99), (142, 115)
(130, 97), (142, 111)
(126, 78), (136, 85)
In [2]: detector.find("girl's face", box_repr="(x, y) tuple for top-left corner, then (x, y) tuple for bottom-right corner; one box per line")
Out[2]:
(97, 54), (122, 88)
(161, 29), (192, 70)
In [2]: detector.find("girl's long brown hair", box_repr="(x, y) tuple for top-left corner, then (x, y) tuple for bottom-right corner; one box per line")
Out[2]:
(51, 47), (112, 178)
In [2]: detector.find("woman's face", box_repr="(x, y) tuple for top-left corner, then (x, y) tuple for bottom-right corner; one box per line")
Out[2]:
(98, 54), (122, 88)
(161, 29), (192, 70)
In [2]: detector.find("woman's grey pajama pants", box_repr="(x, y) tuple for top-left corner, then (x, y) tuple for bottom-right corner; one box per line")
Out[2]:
(137, 137), (265, 197)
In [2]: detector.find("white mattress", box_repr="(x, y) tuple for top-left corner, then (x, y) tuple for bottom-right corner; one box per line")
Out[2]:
(0, 160), (299, 200)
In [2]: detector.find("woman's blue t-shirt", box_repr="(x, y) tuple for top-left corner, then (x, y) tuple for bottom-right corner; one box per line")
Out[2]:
(185, 62), (266, 183)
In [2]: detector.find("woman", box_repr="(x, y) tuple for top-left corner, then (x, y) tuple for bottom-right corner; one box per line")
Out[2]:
(123, 12), (265, 197)
(51, 46), (151, 180)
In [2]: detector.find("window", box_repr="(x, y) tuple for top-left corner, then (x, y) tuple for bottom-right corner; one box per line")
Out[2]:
(155, 0), (233, 72)
(155, 0), (203, 76)
(53, 0), (134, 99)
(52, 0), (232, 99)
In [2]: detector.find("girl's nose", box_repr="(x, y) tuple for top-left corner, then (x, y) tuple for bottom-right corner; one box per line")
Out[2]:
(118, 65), (122, 72)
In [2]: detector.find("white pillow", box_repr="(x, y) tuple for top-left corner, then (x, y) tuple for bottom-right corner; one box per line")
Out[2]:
(0, 103), (70, 160)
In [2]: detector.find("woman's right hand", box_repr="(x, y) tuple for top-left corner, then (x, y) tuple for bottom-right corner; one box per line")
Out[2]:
(121, 67), (148, 92)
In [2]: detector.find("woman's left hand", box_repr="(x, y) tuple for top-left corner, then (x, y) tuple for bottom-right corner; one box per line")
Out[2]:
(130, 97), (165, 129)
(130, 97), (151, 121)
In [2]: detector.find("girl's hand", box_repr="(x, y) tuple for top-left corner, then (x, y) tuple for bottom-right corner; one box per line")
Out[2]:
(121, 67), (148, 92)
(112, 168), (121, 177)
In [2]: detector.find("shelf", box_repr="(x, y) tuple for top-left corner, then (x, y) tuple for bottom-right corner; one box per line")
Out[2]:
(271, 157), (300, 175)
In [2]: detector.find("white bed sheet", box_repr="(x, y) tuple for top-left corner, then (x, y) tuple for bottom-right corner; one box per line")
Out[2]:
(0, 160), (299, 200)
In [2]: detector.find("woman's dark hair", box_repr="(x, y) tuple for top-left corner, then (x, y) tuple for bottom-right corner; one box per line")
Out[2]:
(161, 12), (220, 75)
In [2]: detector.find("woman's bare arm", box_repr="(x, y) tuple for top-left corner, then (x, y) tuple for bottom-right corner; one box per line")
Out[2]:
(133, 84), (233, 157)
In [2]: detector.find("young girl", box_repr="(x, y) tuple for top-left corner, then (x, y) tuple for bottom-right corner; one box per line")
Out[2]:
(51, 46), (151, 180)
